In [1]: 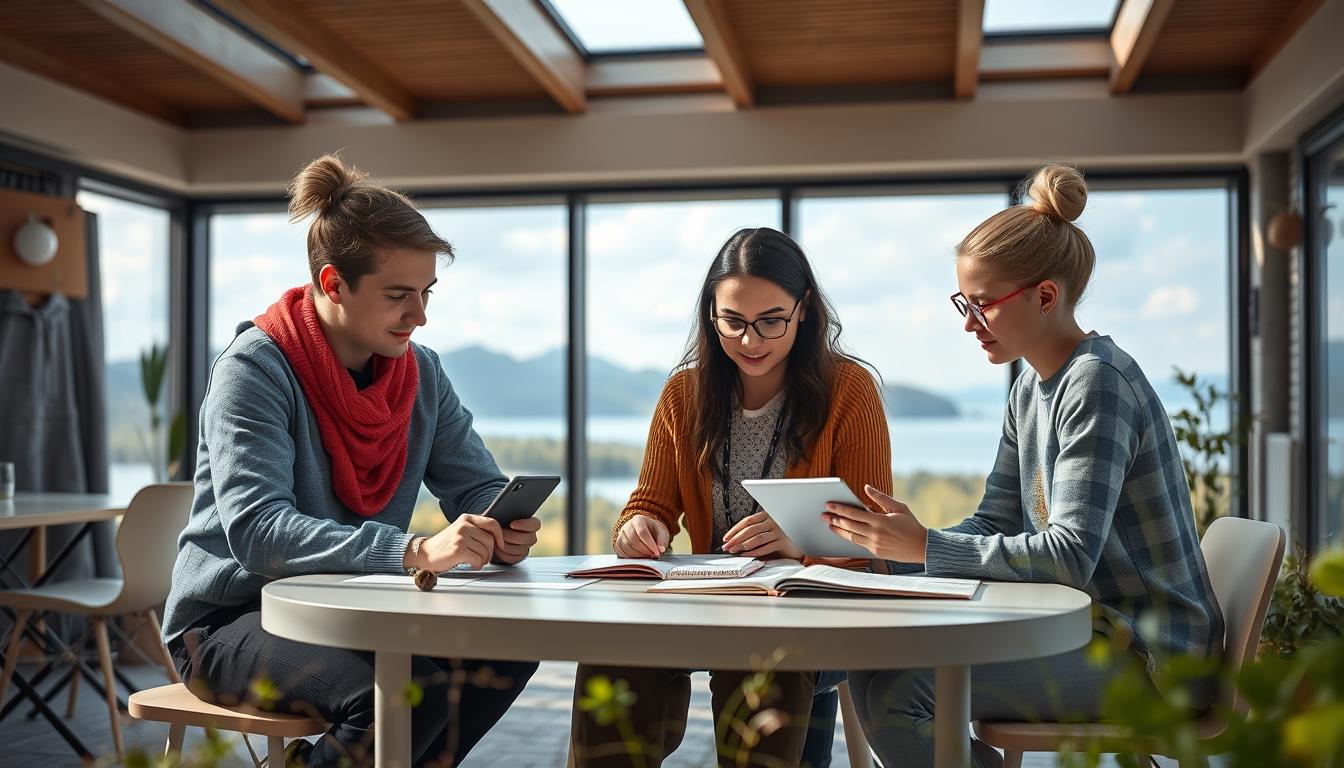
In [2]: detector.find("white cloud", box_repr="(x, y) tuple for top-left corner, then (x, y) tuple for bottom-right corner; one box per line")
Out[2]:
(1140, 285), (1199, 318)
(243, 215), (289, 234)
(501, 226), (565, 255)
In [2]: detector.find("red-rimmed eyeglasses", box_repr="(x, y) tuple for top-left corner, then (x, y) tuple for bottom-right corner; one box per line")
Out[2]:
(950, 285), (1033, 328)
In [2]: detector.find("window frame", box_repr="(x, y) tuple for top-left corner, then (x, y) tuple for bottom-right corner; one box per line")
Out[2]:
(0, 140), (1250, 551)
(1301, 103), (1344, 553)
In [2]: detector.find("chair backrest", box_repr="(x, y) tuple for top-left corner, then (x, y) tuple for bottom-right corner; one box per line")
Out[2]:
(1200, 516), (1286, 713)
(108, 482), (194, 614)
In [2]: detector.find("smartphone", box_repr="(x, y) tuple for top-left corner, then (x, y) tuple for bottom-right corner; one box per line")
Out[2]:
(481, 475), (561, 526)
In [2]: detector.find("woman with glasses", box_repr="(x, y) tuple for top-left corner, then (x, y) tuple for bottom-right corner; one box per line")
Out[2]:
(823, 164), (1224, 767)
(568, 227), (893, 767)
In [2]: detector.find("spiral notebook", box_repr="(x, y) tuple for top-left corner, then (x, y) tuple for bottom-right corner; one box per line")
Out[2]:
(566, 555), (764, 580)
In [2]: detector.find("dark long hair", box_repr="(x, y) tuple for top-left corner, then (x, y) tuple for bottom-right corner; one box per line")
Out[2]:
(678, 227), (872, 478)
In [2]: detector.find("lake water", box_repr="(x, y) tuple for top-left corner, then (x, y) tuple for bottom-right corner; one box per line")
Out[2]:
(473, 415), (1004, 475)
(479, 414), (1003, 507)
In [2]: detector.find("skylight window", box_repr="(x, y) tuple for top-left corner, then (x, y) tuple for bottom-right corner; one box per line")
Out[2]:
(545, 0), (704, 55)
(982, 0), (1121, 36)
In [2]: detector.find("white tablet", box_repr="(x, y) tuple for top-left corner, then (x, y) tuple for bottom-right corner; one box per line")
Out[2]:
(740, 477), (875, 559)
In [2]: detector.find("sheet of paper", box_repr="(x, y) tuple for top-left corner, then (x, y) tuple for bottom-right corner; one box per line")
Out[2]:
(340, 574), (481, 587)
(461, 571), (598, 590)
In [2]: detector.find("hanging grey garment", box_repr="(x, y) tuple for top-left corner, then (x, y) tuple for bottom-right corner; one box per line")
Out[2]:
(0, 292), (88, 492)
(711, 391), (788, 550)
(0, 213), (114, 644)
(0, 214), (107, 498)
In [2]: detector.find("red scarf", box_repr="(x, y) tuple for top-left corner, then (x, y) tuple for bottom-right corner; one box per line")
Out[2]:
(254, 286), (418, 517)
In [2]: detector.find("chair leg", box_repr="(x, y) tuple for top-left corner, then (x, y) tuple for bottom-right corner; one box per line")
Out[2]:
(0, 609), (33, 712)
(165, 723), (186, 757)
(92, 618), (124, 759)
(141, 609), (181, 684)
(66, 662), (80, 717)
(267, 736), (285, 767)
(837, 680), (873, 768)
(1003, 749), (1024, 768)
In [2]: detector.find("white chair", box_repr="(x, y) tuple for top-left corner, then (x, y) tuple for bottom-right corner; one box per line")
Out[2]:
(0, 482), (193, 759)
(838, 679), (874, 767)
(973, 516), (1287, 768)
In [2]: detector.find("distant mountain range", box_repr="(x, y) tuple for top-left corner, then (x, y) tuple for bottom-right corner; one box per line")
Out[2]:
(438, 346), (958, 418)
(105, 340), (1274, 463)
(106, 345), (961, 448)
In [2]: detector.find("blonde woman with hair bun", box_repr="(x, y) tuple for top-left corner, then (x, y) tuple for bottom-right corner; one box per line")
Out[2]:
(823, 164), (1225, 767)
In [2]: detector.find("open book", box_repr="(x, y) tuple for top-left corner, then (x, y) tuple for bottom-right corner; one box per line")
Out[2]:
(647, 562), (982, 598)
(567, 555), (764, 580)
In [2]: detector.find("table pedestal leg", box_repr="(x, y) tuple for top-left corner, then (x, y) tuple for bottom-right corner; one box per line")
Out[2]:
(934, 665), (971, 768)
(374, 652), (412, 768)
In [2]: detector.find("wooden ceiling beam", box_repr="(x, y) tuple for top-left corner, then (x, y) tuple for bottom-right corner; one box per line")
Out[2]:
(1109, 0), (1176, 94)
(209, 0), (417, 122)
(955, 0), (985, 98)
(981, 39), (1112, 81)
(586, 56), (722, 97)
(1249, 0), (1326, 78)
(0, 29), (186, 126)
(78, 0), (304, 123)
(461, 0), (586, 113)
(682, 0), (754, 108)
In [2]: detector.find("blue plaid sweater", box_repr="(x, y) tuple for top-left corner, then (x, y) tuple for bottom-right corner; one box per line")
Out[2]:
(915, 335), (1223, 670)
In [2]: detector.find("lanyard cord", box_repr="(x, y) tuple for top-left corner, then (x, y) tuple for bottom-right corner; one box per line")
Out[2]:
(719, 396), (788, 538)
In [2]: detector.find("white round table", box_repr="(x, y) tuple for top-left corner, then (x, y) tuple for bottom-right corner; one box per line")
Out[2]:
(262, 556), (1092, 768)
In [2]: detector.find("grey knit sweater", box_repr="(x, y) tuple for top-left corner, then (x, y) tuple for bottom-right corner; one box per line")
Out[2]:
(162, 325), (506, 643)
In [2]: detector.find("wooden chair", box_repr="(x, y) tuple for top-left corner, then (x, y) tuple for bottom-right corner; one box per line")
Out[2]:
(129, 682), (327, 766)
(973, 516), (1287, 768)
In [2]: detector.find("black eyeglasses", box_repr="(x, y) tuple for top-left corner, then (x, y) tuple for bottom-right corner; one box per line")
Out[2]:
(712, 298), (802, 340)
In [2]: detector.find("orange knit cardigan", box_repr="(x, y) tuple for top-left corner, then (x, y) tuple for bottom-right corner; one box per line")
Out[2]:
(612, 361), (894, 554)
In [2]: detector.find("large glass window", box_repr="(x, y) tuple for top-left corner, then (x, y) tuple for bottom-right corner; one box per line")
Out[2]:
(798, 191), (1010, 530)
(419, 203), (568, 553)
(584, 196), (781, 551)
(1075, 185), (1233, 432)
(77, 190), (171, 499)
(208, 203), (568, 551)
(208, 209), (308, 356)
(200, 176), (1239, 554)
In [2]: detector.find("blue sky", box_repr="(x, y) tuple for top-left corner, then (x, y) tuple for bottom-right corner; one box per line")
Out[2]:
(547, 0), (702, 53)
(77, 191), (171, 363)
(982, 0), (1120, 34)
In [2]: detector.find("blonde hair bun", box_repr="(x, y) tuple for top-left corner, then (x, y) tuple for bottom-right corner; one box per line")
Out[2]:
(1027, 163), (1087, 223)
(288, 154), (370, 223)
